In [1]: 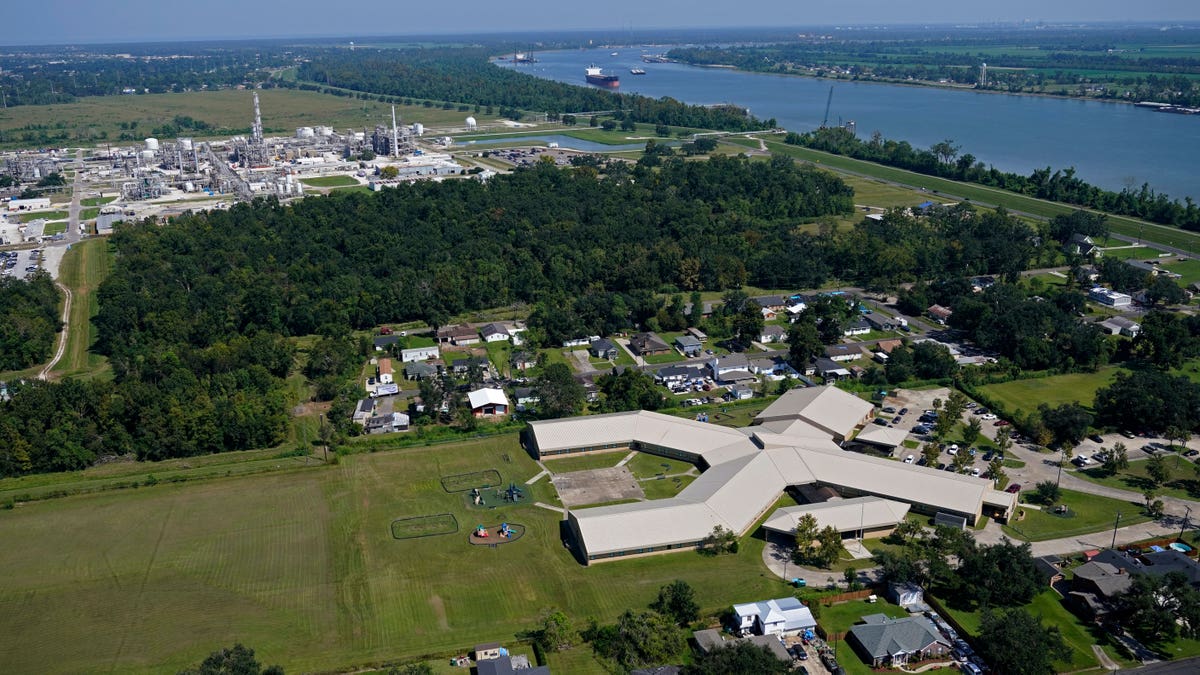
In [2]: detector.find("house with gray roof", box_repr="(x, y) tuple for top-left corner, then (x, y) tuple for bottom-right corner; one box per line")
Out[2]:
(630, 332), (671, 356)
(674, 334), (703, 357)
(589, 338), (619, 360)
(847, 614), (950, 668)
(760, 325), (787, 344)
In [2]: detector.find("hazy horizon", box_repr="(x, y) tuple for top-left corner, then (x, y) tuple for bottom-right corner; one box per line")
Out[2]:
(6, 1), (1200, 47)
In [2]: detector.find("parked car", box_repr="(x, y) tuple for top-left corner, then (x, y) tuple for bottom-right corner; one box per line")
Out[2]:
(948, 444), (959, 455)
(874, 418), (889, 426)
(882, 406), (896, 413)
(1005, 483), (1022, 493)
(1088, 434), (1104, 443)
(982, 451), (995, 462)
(1121, 430), (1137, 439)
(904, 454), (915, 464)
(1186, 449), (1199, 458)
(971, 467), (981, 477)
(994, 420), (1010, 427)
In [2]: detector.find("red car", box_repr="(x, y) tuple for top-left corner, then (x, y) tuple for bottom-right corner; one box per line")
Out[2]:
(993, 420), (1011, 427)
(1005, 483), (1022, 494)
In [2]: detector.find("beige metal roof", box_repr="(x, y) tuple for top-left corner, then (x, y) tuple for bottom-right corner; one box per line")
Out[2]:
(853, 425), (911, 448)
(762, 496), (911, 536)
(528, 410), (747, 455)
(571, 500), (728, 555)
(754, 386), (875, 438)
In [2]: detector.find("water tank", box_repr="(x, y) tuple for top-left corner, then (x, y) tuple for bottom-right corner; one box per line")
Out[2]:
(144, 138), (160, 151)
(465, 116), (477, 130)
(140, 150), (156, 162)
(177, 138), (193, 151)
(315, 126), (333, 137)
(296, 127), (315, 139)
(412, 123), (424, 136)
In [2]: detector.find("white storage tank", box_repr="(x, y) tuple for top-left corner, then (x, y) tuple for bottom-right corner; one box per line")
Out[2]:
(412, 123), (424, 136)
(144, 138), (160, 151)
(177, 137), (193, 151)
(465, 116), (477, 130)
(315, 126), (333, 137)
(296, 127), (315, 139)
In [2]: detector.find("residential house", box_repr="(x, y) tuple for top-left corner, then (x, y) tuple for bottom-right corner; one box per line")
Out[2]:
(511, 351), (536, 371)
(887, 582), (925, 610)
(815, 357), (851, 380)
(480, 323), (511, 343)
(683, 302), (718, 319)
(750, 356), (799, 380)
(927, 304), (953, 325)
(436, 324), (479, 345)
(513, 386), (540, 411)
(709, 353), (756, 385)
(353, 398), (375, 424)
(875, 339), (903, 355)
(785, 295), (808, 317)
(760, 307), (778, 321)
(373, 335), (400, 351)
(686, 327), (708, 342)
(377, 359), (395, 385)
(759, 325), (786, 344)
(450, 356), (490, 376)
(727, 385), (754, 400)
(970, 276), (996, 292)
(476, 655), (549, 675)
(405, 361), (440, 381)
(589, 338), (620, 360)
(692, 629), (791, 665)
(847, 614), (950, 668)
(629, 332), (671, 356)
(1092, 548), (1200, 589)
(1064, 233), (1101, 258)
(400, 345), (440, 363)
(1088, 286), (1133, 307)
(366, 412), (410, 434)
(675, 335), (703, 357)
(1035, 556), (1065, 586)
(656, 364), (702, 387)
(752, 295), (789, 311)
(1076, 266), (1101, 284)
(732, 597), (817, 636)
(865, 314), (895, 332)
(844, 317), (871, 336)
(475, 643), (503, 661)
(1068, 560), (1132, 620)
(1098, 316), (1141, 338)
(1124, 258), (1161, 277)
(825, 344), (862, 362)
(562, 337), (593, 348)
(468, 388), (510, 417)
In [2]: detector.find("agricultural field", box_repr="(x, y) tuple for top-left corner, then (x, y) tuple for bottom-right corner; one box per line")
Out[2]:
(0, 89), (499, 150)
(0, 434), (785, 673)
(976, 366), (1122, 417)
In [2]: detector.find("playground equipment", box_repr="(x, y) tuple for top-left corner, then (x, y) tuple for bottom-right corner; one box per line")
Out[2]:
(475, 524), (490, 538)
(471, 487), (485, 506)
(499, 522), (513, 538)
(504, 482), (524, 502)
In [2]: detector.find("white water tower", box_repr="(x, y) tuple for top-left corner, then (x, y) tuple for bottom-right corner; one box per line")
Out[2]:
(465, 116), (477, 131)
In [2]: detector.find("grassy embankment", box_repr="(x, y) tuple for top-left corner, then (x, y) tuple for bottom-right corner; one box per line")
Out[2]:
(0, 434), (785, 674)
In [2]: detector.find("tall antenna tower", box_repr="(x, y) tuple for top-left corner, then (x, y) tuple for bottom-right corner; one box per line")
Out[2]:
(391, 106), (400, 157)
(980, 62), (987, 87)
(252, 92), (264, 145)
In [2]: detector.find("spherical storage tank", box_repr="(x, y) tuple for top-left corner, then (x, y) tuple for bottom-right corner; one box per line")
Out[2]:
(144, 138), (160, 151)
(465, 117), (477, 130)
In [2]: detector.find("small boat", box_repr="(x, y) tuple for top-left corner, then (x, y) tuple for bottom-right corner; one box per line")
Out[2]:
(630, 68), (646, 75)
(610, 52), (618, 57)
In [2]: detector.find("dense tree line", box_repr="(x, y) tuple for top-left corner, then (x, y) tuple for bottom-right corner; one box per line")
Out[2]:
(295, 48), (773, 131)
(0, 271), (60, 371)
(786, 127), (1200, 230)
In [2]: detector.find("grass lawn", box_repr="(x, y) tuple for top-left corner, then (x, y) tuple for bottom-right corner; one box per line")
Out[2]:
(1164, 258), (1200, 287)
(80, 196), (117, 207)
(977, 366), (1122, 417)
(1076, 456), (1200, 501)
(542, 645), (610, 674)
(19, 210), (68, 222)
(935, 590), (1102, 672)
(1099, 245), (1169, 260)
(79, 207), (100, 220)
(0, 433), (786, 673)
(42, 220), (68, 235)
(542, 451), (627, 474)
(299, 175), (359, 188)
(641, 350), (687, 365)
(625, 453), (695, 480)
(1002, 489), (1148, 542)
(641, 474), (697, 500)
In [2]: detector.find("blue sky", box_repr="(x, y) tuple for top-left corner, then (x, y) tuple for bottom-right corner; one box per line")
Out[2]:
(7, 1), (1200, 46)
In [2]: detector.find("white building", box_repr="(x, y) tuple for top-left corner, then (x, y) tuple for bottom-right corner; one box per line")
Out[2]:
(1088, 286), (1133, 307)
(378, 358), (395, 385)
(401, 346), (440, 363)
(733, 597), (817, 636)
(7, 197), (51, 211)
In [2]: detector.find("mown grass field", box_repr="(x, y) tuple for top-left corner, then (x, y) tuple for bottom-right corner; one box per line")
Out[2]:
(299, 175), (359, 188)
(1076, 456), (1200, 501)
(1002, 489), (1148, 542)
(51, 238), (112, 380)
(976, 366), (1122, 417)
(0, 434), (786, 673)
(0, 89), (498, 149)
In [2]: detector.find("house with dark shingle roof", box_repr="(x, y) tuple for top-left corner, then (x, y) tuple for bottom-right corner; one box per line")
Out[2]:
(847, 614), (950, 668)
(630, 332), (671, 356)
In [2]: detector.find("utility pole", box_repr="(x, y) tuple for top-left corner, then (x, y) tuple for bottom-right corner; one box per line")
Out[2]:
(1112, 511), (1122, 549)
(1181, 505), (1193, 542)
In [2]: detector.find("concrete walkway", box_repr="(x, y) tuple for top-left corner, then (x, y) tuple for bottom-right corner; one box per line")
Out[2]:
(615, 450), (639, 467)
(899, 661), (956, 673)
(524, 469), (549, 485)
(1092, 645), (1121, 671)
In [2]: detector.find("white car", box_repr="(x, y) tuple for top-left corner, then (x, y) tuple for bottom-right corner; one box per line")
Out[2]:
(971, 467), (981, 477)
(981, 413), (997, 420)
(904, 455), (915, 464)
(948, 444), (959, 455)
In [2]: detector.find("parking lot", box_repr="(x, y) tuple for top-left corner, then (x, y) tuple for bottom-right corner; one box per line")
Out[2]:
(875, 387), (1010, 481)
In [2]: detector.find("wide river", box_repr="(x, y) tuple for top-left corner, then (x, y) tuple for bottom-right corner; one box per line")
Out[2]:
(498, 48), (1200, 201)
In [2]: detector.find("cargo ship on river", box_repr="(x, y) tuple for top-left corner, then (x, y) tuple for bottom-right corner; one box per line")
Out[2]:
(585, 65), (619, 88)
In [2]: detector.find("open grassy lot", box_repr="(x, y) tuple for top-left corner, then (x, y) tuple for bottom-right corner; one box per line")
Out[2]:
(0, 434), (785, 673)
(640, 474), (697, 500)
(1076, 456), (1200, 501)
(42, 220), (68, 235)
(626, 453), (695, 480)
(299, 175), (359, 188)
(0, 89), (496, 150)
(1164, 258), (1200, 287)
(976, 366), (1121, 417)
(760, 137), (1200, 256)
(19, 210), (68, 222)
(935, 590), (1106, 672)
(51, 238), (112, 380)
(1099, 245), (1169, 261)
(1002, 489), (1148, 542)
(80, 196), (117, 208)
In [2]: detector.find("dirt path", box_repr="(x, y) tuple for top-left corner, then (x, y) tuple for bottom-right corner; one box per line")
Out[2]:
(38, 281), (72, 380)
